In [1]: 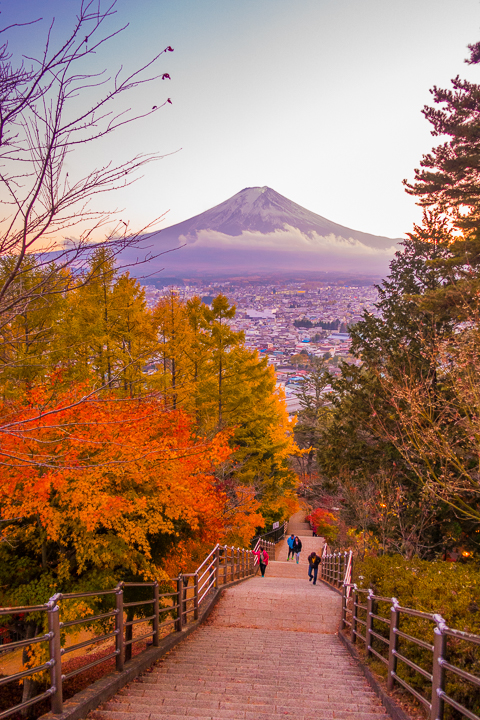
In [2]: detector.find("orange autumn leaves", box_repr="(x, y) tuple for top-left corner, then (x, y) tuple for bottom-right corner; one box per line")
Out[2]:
(0, 384), (235, 583)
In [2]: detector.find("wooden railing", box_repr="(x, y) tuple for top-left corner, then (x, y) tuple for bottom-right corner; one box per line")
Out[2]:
(0, 541), (276, 719)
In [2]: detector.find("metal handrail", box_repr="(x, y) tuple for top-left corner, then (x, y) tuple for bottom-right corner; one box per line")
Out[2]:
(321, 551), (480, 720)
(251, 520), (288, 547)
(0, 533), (288, 718)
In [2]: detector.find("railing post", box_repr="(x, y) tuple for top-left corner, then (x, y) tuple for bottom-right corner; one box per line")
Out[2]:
(366, 590), (374, 658)
(47, 596), (63, 715)
(153, 581), (159, 647)
(115, 583), (124, 670)
(352, 585), (358, 643)
(215, 545), (220, 588)
(231, 547), (235, 582)
(341, 584), (347, 631)
(387, 599), (400, 692)
(431, 617), (447, 720)
(176, 576), (183, 632)
(236, 547), (240, 580)
(193, 573), (199, 621)
(223, 546), (228, 585)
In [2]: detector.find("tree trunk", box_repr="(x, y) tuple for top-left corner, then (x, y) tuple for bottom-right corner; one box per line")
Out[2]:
(20, 623), (39, 717)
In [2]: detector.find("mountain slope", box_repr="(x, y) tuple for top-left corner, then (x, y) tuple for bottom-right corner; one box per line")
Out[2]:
(125, 186), (402, 276)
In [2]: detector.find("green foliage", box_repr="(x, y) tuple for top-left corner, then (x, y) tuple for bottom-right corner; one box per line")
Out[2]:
(354, 555), (480, 629)
(294, 318), (340, 330)
(314, 223), (476, 557)
(404, 40), (480, 233)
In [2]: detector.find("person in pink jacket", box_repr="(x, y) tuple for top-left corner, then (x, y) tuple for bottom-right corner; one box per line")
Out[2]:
(253, 547), (269, 577)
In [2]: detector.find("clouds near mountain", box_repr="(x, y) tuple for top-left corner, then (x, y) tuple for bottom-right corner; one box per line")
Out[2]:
(125, 187), (402, 275)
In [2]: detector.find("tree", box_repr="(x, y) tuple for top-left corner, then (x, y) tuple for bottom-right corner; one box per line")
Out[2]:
(314, 226), (460, 558)
(149, 293), (300, 529)
(67, 247), (155, 394)
(0, 0), (173, 377)
(199, 295), (244, 428)
(152, 291), (196, 410)
(376, 319), (480, 523)
(293, 358), (332, 494)
(404, 40), (480, 232)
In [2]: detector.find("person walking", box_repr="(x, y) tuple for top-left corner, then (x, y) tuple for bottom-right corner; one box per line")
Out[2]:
(308, 551), (321, 585)
(293, 536), (302, 564)
(287, 534), (295, 561)
(253, 546), (269, 577)
(312, 524), (318, 537)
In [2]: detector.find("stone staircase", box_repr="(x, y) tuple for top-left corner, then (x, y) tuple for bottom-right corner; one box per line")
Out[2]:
(89, 513), (390, 720)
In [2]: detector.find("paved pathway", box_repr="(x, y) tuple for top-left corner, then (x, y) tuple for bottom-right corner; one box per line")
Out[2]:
(90, 514), (389, 720)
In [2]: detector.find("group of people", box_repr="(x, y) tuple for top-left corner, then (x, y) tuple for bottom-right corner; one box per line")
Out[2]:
(288, 534), (321, 584)
(253, 534), (322, 585)
(287, 534), (302, 563)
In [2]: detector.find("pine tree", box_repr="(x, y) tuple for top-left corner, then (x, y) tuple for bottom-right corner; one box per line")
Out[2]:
(404, 40), (480, 233)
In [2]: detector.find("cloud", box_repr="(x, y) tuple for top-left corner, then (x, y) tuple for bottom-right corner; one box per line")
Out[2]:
(179, 225), (399, 257)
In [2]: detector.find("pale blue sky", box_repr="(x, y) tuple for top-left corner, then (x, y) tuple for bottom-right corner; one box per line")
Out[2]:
(2, 0), (480, 240)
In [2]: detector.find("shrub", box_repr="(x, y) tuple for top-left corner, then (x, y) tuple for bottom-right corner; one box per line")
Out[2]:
(305, 508), (338, 543)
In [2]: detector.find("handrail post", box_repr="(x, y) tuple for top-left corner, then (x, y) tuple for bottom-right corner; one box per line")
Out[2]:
(341, 584), (347, 631)
(231, 547), (235, 582)
(193, 573), (199, 621)
(176, 576), (183, 632)
(366, 590), (374, 657)
(352, 584), (358, 644)
(115, 583), (124, 670)
(215, 545), (220, 588)
(236, 547), (240, 580)
(223, 546), (228, 585)
(387, 599), (400, 692)
(47, 596), (63, 715)
(153, 581), (159, 647)
(431, 617), (447, 720)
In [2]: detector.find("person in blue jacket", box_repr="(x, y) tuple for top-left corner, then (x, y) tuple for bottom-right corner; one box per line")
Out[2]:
(287, 534), (295, 561)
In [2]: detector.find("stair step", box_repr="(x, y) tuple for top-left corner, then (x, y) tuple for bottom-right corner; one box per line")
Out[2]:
(88, 516), (390, 720)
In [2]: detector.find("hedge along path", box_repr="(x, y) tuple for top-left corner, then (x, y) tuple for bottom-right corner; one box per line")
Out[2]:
(89, 525), (389, 720)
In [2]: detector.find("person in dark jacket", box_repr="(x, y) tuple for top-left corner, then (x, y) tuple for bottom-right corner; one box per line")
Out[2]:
(308, 551), (321, 585)
(293, 536), (302, 564)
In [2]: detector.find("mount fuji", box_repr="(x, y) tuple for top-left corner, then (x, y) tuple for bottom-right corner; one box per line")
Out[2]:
(125, 187), (402, 276)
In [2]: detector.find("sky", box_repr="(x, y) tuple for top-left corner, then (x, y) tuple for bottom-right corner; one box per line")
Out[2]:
(2, 0), (480, 242)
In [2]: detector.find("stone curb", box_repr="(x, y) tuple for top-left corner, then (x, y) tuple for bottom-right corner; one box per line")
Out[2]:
(338, 630), (412, 720)
(39, 575), (254, 720)
(318, 577), (342, 595)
